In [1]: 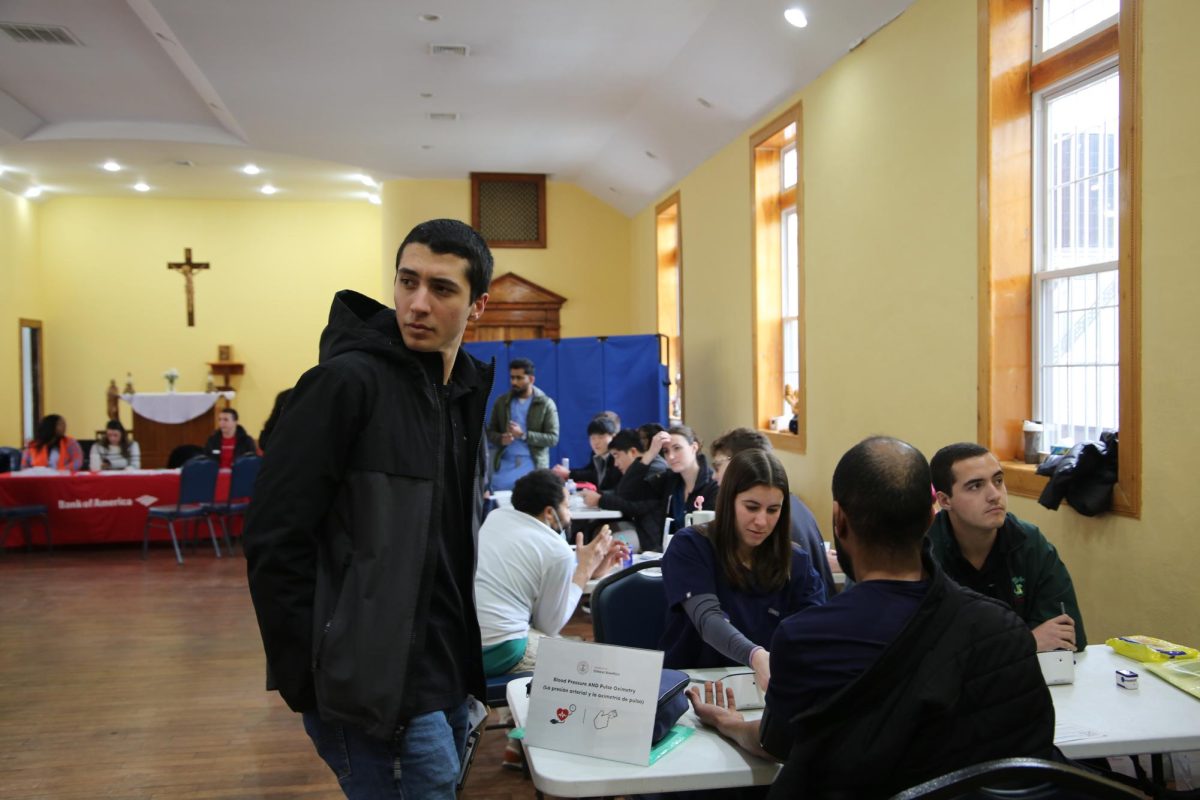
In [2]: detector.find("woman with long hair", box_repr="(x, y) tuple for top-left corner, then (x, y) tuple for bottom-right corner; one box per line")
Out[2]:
(625, 424), (718, 551)
(660, 448), (826, 690)
(21, 414), (83, 471)
(89, 419), (141, 471)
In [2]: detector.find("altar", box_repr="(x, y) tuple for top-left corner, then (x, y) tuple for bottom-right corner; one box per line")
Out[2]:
(122, 392), (234, 468)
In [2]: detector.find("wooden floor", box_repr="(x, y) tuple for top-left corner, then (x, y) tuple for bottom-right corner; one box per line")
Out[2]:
(0, 545), (594, 800)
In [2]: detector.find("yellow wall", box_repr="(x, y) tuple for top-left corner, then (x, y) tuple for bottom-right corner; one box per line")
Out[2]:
(35, 197), (380, 438)
(380, 179), (637, 337)
(632, 0), (1200, 645)
(0, 188), (43, 447)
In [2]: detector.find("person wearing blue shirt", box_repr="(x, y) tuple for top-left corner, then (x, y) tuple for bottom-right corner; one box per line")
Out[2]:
(661, 448), (826, 691)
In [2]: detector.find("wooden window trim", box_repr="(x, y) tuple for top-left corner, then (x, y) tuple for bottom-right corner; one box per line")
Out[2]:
(470, 172), (547, 248)
(656, 192), (684, 420)
(750, 103), (805, 454)
(978, 0), (1141, 516)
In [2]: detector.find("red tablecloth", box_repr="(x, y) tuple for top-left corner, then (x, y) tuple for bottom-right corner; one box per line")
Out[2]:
(0, 470), (232, 547)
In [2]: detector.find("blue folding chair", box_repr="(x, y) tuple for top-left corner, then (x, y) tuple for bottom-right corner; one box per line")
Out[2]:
(210, 455), (261, 554)
(590, 559), (666, 649)
(143, 457), (220, 565)
(1, 504), (52, 552)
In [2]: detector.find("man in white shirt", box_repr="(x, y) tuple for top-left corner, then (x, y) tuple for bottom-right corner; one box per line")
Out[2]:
(476, 469), (627, 678)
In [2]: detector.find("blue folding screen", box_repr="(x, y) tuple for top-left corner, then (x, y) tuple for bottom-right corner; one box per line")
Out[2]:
(464, 334), (667, 468)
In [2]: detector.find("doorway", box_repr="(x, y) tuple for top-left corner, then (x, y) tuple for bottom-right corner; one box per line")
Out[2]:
(19, 319), (43, 445)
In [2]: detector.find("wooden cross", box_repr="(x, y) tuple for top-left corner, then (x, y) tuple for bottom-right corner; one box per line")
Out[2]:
(167, 248), (210, 327)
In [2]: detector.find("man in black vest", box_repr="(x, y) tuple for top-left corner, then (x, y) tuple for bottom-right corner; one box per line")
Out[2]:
(688, 436), (1054, 798)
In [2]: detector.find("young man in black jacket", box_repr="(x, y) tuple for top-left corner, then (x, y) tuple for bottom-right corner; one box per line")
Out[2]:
(688, 437), (1054, 798)
(244, 219), (494, 800)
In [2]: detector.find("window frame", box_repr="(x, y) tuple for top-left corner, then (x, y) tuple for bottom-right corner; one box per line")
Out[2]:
(978, 0), (1140, 516)
(750, 103), (805, 453)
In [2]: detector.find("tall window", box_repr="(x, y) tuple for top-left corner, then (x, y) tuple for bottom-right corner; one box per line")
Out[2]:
(980, 0), (1139, 514)
(1034, 64), (1120, 447)
(656, 193), (684, 421)
(751, 104), (804, 450)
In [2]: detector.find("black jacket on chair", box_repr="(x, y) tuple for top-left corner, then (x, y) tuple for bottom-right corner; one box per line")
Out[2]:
(767, 549), (1055, 800)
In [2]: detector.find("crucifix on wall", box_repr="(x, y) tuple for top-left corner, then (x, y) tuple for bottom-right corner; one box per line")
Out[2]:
(167, 248), (210, 327)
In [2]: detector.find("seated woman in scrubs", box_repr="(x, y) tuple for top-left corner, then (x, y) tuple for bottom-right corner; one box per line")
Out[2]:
(661, 448), (827, 690)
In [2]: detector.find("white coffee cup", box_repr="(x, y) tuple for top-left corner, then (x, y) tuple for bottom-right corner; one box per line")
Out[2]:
(685, 510), (716, 527)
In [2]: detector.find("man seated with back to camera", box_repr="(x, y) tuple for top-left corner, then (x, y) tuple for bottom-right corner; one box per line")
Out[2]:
(688, 436), (1054, 799)
(927, 442), (1086, 652)
(577, 428), (667, 552)
(551, 413), (621, 492)
(710, 427), (835, 593)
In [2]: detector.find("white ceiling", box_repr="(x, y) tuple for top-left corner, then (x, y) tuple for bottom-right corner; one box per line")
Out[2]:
(0, 0), (913, 215)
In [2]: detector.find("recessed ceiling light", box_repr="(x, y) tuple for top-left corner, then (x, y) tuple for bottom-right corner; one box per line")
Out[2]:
(353, 173), (377, 187)
(421, 144), (434, 150)
(418, 13), (440, 22)
(24, 186), (43, 198)
(260, 184), (277, 195)
(608, 187), (619, 193)
(784, 8), (808, 28)
(697, 97), (713, 109)
(645, 151), (658, 160)
(0, 165), (7, 176)
(366, 194), (381, 205)
(419, 92), (434, 99)
(102, 160), (121, 172)
(134, 182), (150, 192)
(242, 163), (261, 175)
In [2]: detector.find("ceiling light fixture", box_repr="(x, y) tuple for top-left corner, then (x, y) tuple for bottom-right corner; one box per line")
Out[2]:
(134, 182), (150, 192)
(102, 160), (121, 172)
(418, 14), (440, 22)
(784, 8), (808, 28)
(24, 186), (43, 198)
(645, 151), (658, 160)
(354, 174), (377, 187)
(367, 194), (381, 205)
(419, 92), (434, 99)
(242, 163), (261, 175)
(697, 97), (713, 109)
(260, 184), (277, 195)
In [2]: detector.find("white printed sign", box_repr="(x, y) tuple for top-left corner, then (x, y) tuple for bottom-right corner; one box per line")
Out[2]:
(523, 638), (664, 766)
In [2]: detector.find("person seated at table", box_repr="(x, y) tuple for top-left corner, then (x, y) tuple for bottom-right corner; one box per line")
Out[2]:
(204, 408), (257, 468)
(637, 421), (665, 452)
(577, 428), (666, 552)
(476, 468), (628, 677)
(21, 414), (83, 471)
(687, 437), (1054, 798)
(711, 427), (834, 594)
(552, 413), (621, 491)
(661, 448), (826, 692)
(89, 419), (141, 471)
(928, 442), (1086, 652)
(611, 425), (718, 553)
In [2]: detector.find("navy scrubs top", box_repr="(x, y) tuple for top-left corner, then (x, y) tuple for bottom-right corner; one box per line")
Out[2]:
(659, 527), (827, 669)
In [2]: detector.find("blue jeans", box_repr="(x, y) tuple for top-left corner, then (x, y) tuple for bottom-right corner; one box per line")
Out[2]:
(302, 700), (472, 799)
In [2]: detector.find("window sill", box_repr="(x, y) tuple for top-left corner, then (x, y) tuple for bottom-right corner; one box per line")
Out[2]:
(1002, 459), (1139, 519)
(759, 429), (806, 455)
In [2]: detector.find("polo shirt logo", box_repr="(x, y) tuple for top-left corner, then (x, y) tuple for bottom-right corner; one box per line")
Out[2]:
(1011, 576), (1025, 598)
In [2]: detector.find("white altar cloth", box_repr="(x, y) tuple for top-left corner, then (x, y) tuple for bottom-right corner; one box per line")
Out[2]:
(121, 391), (235, 424)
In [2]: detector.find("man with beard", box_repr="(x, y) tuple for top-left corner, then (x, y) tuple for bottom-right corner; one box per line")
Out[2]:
(487, 357), (560, 490)
(687, 436), (1054, 798)
(928, 442), (1086, 652)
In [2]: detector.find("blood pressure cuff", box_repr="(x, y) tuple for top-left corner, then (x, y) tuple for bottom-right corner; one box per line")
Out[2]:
(654, 669), (691, 744)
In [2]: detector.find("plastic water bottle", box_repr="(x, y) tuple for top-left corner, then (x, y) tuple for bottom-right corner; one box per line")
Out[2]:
(565, 478), (577, 493)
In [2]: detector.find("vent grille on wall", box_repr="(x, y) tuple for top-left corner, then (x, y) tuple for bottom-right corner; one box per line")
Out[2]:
(471, 173), (547, 249)
(428, 43), (469, 57)
(0, 22), (82, 45)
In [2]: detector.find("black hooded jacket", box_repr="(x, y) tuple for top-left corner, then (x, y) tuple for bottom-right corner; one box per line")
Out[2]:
(244, 290), (494, 740)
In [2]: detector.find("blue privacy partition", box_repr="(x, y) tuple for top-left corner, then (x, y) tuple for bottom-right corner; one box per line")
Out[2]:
(464, 334), (668, 469)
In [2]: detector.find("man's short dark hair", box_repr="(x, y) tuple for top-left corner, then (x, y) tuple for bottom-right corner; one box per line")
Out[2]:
(509, 357), (534, 376)
(600, 410), (621, 431)
(930, 442), (992, 496)
(586, 414), (618, 437)
(711, 427), (771, 457)
(220, 408), (239, 421)
(395, 219), (493, 302)
(512, 469), (564, 516)
(609, 429), (643, 452)
(832, 436), (931, 556)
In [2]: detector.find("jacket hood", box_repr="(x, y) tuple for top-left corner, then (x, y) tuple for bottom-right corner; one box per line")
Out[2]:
(318, 290), (404, 364)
